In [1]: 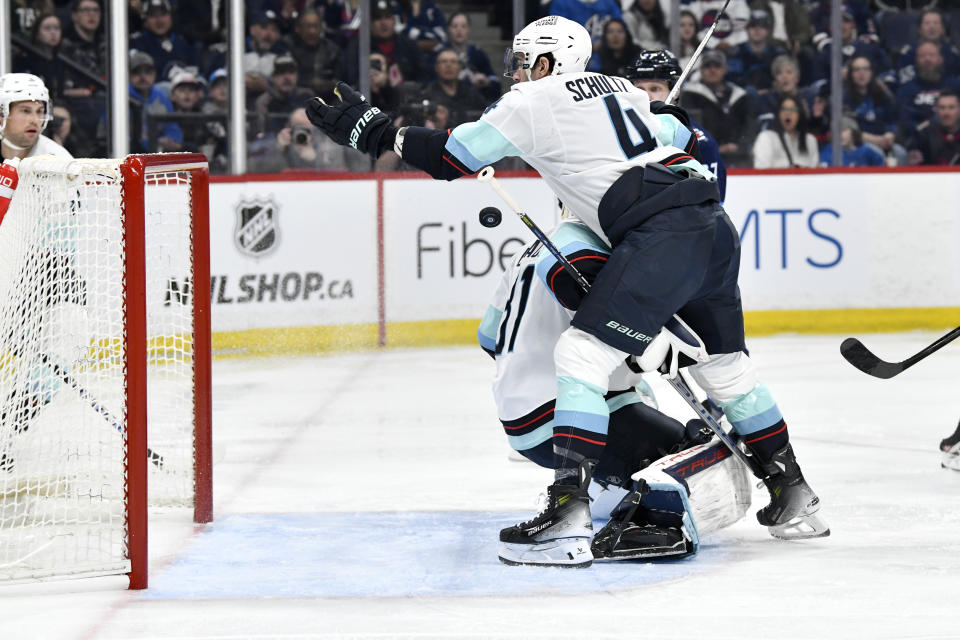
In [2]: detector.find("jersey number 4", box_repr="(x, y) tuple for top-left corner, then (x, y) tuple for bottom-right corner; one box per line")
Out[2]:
(604, 95), (657, 159)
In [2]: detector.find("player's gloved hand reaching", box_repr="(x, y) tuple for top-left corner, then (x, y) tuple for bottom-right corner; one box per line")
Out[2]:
(306, 82), (392, 157)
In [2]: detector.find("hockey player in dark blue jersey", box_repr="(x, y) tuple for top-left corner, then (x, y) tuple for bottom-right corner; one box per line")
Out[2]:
(625, 49), (728, 202)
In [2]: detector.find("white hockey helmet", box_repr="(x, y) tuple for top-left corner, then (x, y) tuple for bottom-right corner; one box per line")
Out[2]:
(0, 73), (53, 137)
(504, 15), (592, 81)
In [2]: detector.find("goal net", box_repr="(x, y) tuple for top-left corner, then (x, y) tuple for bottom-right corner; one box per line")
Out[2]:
(0, 154), (211, 589)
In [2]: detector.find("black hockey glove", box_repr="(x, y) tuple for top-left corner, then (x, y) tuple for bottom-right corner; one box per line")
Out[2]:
(306, 82), (393, 157)
(649, 100), (691, 128)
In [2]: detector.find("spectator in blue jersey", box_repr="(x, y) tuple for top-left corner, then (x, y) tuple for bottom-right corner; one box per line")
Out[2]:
(907, 90), (960, 166)
(843, 55), (900, 161)
(442, 12), (500, 103)
(588, 18), (642, 76)
(812, 4), (889, 85)
(129, 0), (198, 81)
(896, 40), (960, 141)
(895, 9), (960, 87)
(681, 48), (755, 168)
(725, 8), (786, 93)
(621, 0), (669, 51)
(819, 116), (885, 167)
(625, 49), (728, 200)
(550, 0), (623, 44)
(126, 50), (182, 152)
(397, 0), (447, 54)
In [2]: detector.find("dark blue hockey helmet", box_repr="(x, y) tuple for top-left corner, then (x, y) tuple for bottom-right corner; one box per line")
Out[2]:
(626, 49), (681, 87)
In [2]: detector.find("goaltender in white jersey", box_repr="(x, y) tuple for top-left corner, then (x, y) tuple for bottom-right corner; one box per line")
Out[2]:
(478, 219), (751, 560)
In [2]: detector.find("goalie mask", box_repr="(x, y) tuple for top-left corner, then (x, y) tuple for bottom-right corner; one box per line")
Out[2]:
(0, 73), (53, 141)
(626, 49), (682, 87)
(504, 15), (592, 81)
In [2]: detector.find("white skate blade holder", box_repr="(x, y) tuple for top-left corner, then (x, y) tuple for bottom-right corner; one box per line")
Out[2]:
(499, 538), (593, 568)
(767, 511), (831, 540)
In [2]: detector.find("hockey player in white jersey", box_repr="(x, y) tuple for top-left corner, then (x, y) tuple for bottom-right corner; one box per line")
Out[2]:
(308, 14), (828, 567)
(479, 219), (752, 564)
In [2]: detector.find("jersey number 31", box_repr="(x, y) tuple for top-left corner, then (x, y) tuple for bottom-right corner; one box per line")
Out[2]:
(603, 95), (657, 159)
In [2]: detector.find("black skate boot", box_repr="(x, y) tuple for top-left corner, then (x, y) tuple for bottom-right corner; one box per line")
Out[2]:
(940, 422), (960, 452)
(756, 444), (830, 540)
(498, 467), (594, 568)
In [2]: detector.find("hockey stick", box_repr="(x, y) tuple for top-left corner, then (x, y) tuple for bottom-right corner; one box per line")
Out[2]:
(477, 167), (591, 292)
(665, 0), (734, 105)
(478, 168), (760, 475)
(840, 326), (960, 379)
(40, 355), (166, 469)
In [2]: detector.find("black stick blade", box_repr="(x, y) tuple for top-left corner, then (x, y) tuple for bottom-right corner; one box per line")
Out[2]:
(840, 337), (903, 379)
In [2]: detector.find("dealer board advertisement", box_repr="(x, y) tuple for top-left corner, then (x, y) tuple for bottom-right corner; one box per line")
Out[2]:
(382, 175), (558, 321)
(208, 179), (378, 331)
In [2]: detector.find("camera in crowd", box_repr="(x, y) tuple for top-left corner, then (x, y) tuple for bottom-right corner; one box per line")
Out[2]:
(398, 99), (439, 128)
(291, 124), (313, 146)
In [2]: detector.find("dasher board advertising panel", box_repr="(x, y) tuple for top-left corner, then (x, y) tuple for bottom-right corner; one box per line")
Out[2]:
(726, 171), (960, 310)
(383, 176), (558, 321)
(209, 180), (378, 331)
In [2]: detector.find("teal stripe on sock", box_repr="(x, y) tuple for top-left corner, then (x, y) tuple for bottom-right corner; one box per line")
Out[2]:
(720, 383), (783, 435)
(557, 376), (609, 435)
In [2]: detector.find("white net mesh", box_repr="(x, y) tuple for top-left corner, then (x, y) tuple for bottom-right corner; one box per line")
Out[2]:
(0, 156), (200, 582)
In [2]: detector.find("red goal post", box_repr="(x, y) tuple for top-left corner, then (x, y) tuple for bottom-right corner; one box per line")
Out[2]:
(0, 153), (212, 590)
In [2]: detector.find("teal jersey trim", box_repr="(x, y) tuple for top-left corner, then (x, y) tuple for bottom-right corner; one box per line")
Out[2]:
(507, 420), (554, 451)
(720, 383), (783, 435)
(477, 304), (502, 353)
(445, 121), (522, 172)
(655, 114), (691, 152)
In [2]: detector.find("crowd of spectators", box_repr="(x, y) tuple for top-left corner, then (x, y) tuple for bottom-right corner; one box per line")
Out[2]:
(7, 0), (960, 172)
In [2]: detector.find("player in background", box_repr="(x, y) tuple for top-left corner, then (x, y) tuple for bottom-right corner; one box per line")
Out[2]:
(0, 73), (75, 472)
(479, 218), (751, 562)
(625, 49), (727, 202)
(0, 74), (72, 163)
(307, 15), (828, 568)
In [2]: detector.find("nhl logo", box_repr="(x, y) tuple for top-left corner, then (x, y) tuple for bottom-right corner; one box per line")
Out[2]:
(234, 198), (279, 256)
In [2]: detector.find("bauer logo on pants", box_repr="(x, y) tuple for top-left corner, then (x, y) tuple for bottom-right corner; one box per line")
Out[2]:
(235, 198), (279, 257)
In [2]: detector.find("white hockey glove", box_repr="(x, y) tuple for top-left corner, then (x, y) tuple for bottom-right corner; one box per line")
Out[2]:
(634, 315), (709, 378)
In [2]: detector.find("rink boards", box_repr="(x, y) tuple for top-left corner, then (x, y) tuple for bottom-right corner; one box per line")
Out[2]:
(206, 168), (960, 356)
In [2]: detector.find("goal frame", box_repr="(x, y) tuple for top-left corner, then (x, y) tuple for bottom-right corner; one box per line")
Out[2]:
(122, 153), (212, 589)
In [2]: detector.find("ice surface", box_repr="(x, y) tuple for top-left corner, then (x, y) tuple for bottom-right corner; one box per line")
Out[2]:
(1, 333), (958, 639)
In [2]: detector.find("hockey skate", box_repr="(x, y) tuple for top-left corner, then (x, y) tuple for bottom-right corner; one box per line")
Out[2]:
(940, 423), (960, 453)
(498, 467), (594, 568)
(591, 480), (693, 561)
(756, 444), (830, 540)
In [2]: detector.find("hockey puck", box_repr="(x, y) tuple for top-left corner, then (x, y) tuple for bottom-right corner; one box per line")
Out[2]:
(479, 206), (502, 228)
